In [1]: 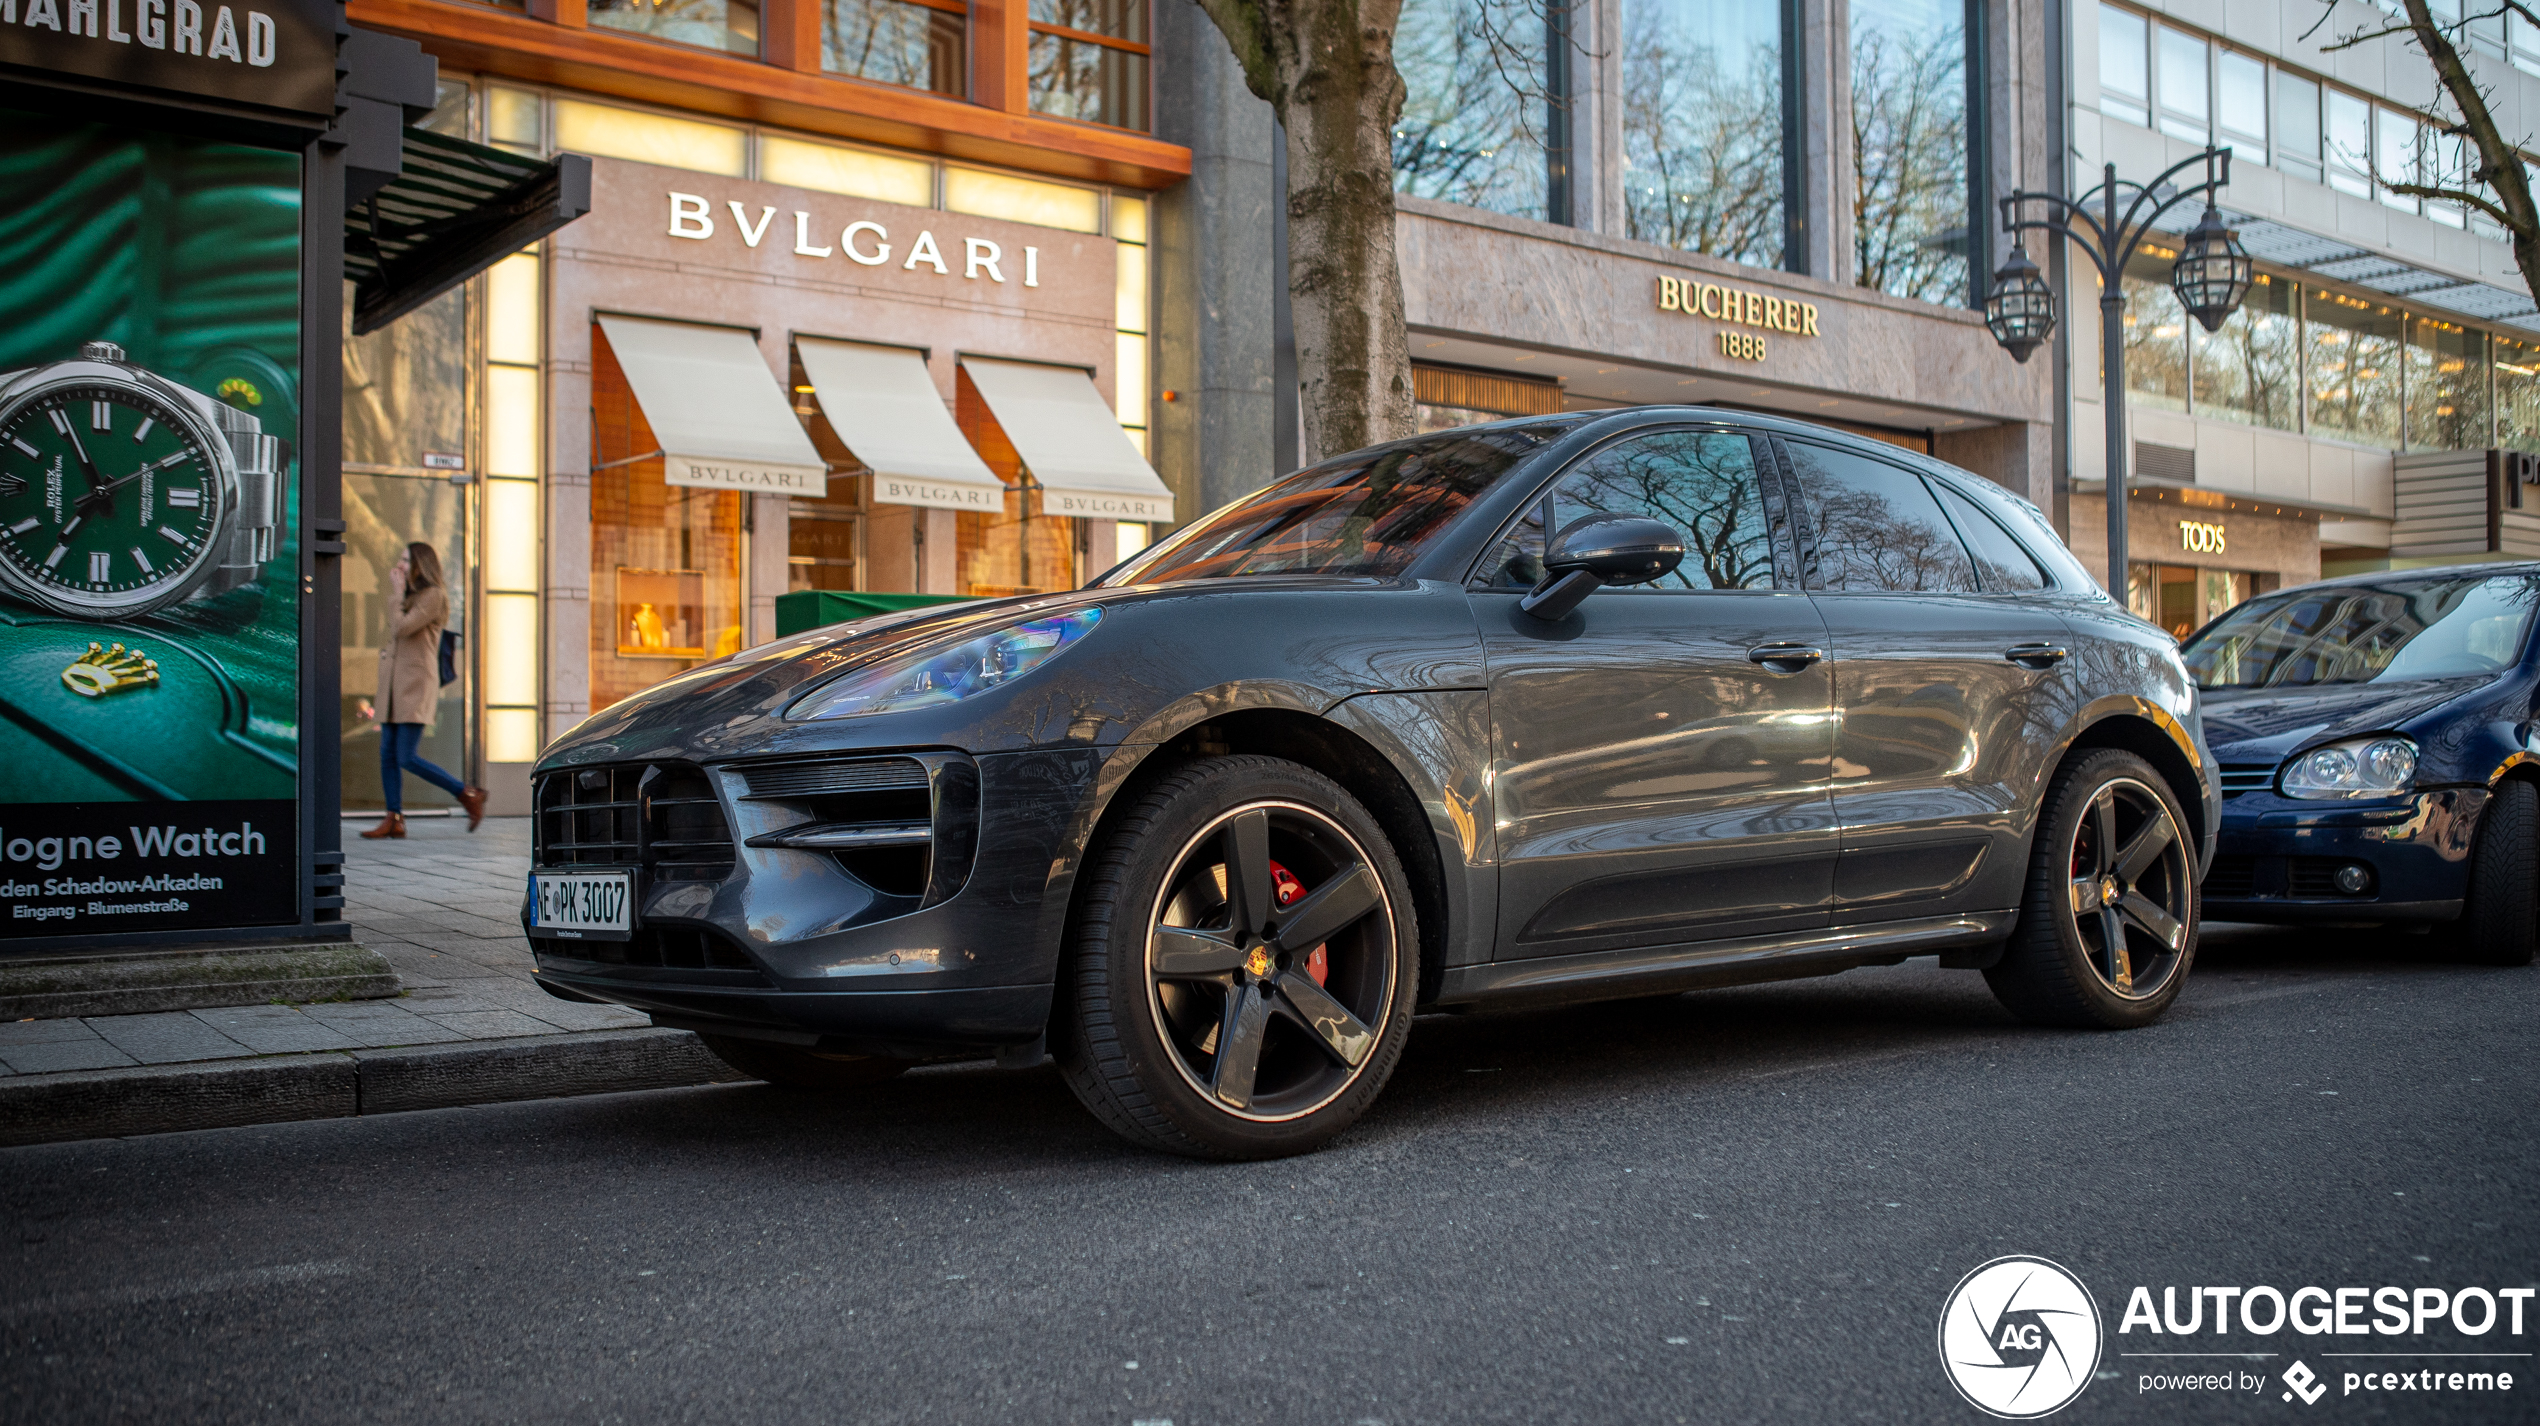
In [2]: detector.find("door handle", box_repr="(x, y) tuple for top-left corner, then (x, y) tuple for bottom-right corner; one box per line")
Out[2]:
(2005, 642), (2069, 669)
(1747, 642), (1825, 673)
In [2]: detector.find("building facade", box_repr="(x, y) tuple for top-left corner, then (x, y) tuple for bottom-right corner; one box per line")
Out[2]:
(341, 0), (1188, 815)
(2068, 0), (2540, 635)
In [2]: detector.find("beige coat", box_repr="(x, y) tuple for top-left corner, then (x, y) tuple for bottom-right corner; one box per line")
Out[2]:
(377, 581), (447, 730)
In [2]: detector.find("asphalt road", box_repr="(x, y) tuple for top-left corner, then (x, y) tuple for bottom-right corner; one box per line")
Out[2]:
(3, 922), (2534, 1426)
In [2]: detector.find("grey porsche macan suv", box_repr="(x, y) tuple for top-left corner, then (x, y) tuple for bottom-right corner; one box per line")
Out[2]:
(525, 408), (2220, 1159)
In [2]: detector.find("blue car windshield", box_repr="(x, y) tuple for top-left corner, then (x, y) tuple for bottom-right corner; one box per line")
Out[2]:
(1096, 424), (1564, 584)
(2182, 573), (2540, 689)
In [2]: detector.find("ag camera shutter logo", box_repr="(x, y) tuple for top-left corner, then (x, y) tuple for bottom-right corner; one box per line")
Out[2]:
(1939, 1256), (2104, 1418)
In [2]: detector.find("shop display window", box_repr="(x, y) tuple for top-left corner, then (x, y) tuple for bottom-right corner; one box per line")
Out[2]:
(954, 368), (1077, 596)
(1412, 363), (1565, 433)
(588, 0), (762, 55)
(589, 326), (746, 710)
(1618, 0), (1788, 268)
(2305, 290), (2404, 448)
(1027, 0), (1150, 132)
(1393, 0), (1559, 222)
(2190, 272), (2300, 432)
(2131, 563), (2262, 642)
(2404, 318), (2490, 452)
(824, 0), (966, 96)
(2496, 336), (2540, 453)
(1851, 0), (1970, 306)
(2120, 246), (2188, 414)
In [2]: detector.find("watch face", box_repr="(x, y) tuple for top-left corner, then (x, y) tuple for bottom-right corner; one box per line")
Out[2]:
(0, 377), (226, 616)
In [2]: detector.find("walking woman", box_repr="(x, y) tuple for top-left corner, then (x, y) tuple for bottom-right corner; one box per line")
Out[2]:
(363, 541), (485, 838)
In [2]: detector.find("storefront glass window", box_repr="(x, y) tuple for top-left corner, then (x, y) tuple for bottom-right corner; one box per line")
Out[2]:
(2190, 272), (2299, 431)
(955, 369), (1077, 596)
(824, 0), (966, 97)
(1028, 0), (1151, 132)
(588, 0), (761, 56)
(2305, 290), (2405, 447)
(589, 326), (746, 712)
(1851, 0), (1969, 306)
(2404, 318), (2489, 451)
(1618, 0), (1785, 268)
(1394, 0), (1557, 221)
(2121, 246), (2188, 414)
(2496, 335), (2540, 452)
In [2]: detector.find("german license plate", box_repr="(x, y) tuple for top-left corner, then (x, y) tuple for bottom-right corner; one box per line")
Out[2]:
(527, 870), (633, 940)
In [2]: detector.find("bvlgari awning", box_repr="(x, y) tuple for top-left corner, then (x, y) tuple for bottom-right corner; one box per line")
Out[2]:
(795, 339), (1010, 513)
(346, 128), (592, 336)
(595, 315), (829, 496)
(959, 358), (1176, 523)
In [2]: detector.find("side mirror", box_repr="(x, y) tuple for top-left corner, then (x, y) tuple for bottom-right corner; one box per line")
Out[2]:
(1518, 515), (1687, 620)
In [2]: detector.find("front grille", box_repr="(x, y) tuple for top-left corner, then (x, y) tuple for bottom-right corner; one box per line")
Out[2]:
(2204, 854), (2257, 898)
(561, 925), (765, 979)
(2219, 763), (2277, 798)
(534, 762), (735, 881)
(741, 757), (928, 800)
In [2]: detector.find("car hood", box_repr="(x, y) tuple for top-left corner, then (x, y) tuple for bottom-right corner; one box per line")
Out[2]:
(2199, 677), (2492, 762)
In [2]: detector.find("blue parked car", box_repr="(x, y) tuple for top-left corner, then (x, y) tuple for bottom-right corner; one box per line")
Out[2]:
(2182, 565), (2540, 963)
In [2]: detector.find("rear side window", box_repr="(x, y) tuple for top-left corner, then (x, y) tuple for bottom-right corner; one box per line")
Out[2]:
(1782, 441), (1979, 593)
(1930, 481), (2049, 592)
(1476, 430), (1780, 591)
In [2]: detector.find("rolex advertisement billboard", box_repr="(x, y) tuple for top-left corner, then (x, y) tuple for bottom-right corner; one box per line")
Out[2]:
(0, 108), (302, 939)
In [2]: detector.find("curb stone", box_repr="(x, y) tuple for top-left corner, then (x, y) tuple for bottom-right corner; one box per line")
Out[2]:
(0, 942), (401, 1020)
(0, 1027), (733, 1147)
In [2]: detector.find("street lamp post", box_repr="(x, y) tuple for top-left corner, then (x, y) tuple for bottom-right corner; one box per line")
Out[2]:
(1983, 148), (2252, 606)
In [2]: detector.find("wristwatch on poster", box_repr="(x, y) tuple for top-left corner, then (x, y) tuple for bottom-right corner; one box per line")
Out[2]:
(0, 340), (281, 620)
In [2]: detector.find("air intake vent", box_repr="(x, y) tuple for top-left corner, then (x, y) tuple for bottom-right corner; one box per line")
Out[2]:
(2135, 441), (2197, 484)
(2218, 763), (2276, 797)
(533, 762), (735, 881)
(741, 757), (929, 800)
(2203, 854), (2257, 898)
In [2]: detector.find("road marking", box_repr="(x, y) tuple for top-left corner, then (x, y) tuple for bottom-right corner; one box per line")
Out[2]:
(0, 1260), (359, 1324)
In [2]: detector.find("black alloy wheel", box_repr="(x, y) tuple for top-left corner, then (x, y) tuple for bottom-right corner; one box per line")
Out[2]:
(1058, 755), (1419, 1159)
(1987, 748), (2197, 1028)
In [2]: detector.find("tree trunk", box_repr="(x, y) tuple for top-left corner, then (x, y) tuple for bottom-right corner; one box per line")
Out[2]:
(1194, 0), (1418, 464)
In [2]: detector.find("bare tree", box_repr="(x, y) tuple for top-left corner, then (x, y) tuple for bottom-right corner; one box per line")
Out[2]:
(2306, 1), (2540, 308)
(1195, 0), (1419, 462)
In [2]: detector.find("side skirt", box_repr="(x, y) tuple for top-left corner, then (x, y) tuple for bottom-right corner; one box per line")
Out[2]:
(1429, 911), (2016, 1012)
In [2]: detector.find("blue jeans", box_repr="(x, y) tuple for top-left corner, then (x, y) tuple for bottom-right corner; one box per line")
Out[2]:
(381, 722), (465, 813)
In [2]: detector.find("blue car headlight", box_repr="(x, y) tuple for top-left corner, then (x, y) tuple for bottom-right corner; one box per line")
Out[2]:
(2280, 736), (2418, 799)
(787, 608), (1102, 721)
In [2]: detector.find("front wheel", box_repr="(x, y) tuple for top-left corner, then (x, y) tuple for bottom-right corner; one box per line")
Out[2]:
(2455, 778), (2537, 966)
(1056, 755), (1419, 1160)
(1986, 748), (2198, 1029)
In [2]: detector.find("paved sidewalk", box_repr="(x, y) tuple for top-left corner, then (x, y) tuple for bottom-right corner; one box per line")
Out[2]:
(0, 816), (651, 1078)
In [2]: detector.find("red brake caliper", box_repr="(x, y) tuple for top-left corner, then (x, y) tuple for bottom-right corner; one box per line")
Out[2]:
(1267, 860), (1329, 986)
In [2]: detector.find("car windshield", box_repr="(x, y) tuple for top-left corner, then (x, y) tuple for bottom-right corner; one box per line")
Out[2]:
(1096, 424), (1564, 584)
(2182, 573), (2540, 689)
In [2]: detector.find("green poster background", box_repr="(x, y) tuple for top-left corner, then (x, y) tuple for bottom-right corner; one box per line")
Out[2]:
(0, 109), (303, 807)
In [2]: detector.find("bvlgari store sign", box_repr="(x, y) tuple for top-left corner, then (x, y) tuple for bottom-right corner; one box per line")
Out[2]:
(0, 0), (339, 118)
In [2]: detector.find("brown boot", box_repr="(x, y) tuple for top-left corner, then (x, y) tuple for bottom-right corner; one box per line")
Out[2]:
(459, 786), (487, 832)
(360, 812), (406, 840)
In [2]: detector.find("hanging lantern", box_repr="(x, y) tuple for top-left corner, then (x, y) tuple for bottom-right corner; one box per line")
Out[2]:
(1983, 245), (2057, 363)
(2170, 206), (2254, 332)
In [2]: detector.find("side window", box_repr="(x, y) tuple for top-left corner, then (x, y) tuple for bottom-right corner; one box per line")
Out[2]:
(1783, 441), (1980, 594)
(1477, 430), (1779, 590)
(1930, 481), (2050, 592)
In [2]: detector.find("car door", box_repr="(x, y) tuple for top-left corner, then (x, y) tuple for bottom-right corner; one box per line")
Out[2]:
(1775, 437), (2079, 925)
(1472, 425), (1840, 960)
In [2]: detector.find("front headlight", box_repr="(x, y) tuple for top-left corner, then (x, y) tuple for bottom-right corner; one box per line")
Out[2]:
(2279, 736), (2418, 799)
(787, 607), (1101, 720)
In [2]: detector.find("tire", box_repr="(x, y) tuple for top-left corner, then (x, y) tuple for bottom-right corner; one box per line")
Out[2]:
(2456, 778), (2537, 967)
(1985, 748), (2198, 1029)
(700, 1035), (913, 1090)
(1055, 755), (1420, 1160)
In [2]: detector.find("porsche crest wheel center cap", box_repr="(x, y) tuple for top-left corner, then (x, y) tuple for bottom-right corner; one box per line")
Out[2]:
(1243, 946), (1276, 980)
(2101, 874), (2124, 906)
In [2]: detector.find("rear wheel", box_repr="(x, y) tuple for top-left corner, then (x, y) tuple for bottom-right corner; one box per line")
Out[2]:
(699, 1035), (913, 1090)
(1056, 755), (1418, 1160)
(2456, 779), (2537, 966)
(1986, 749), (2197, 1028)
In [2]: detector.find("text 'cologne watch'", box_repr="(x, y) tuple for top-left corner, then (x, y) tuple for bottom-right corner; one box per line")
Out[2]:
(0, 340), (281, 619)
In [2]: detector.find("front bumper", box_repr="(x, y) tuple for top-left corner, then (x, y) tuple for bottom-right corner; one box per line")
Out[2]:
(523, 746), (1104, 1056)
(2203, 786), (2487, 923)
